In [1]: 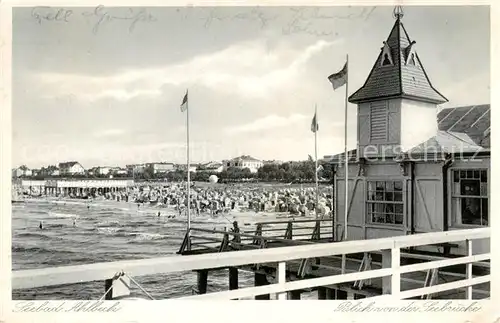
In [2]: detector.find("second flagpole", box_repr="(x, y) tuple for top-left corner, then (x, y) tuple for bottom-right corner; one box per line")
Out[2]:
(314, 104), (319, 219)
(343, 54), (349, 241)
(186, 90), (191, 245)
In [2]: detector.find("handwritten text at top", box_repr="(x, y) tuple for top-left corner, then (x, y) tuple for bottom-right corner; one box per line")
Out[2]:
(30, 6), (156, 34)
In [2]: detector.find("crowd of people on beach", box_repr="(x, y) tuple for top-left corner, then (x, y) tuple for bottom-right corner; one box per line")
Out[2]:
(26, 182), (334, 231)
(104, 183), (334, 219)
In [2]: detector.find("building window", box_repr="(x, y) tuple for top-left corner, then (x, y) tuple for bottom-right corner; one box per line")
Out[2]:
(451, 169), (488, 226)
(366, 181), (404, 225)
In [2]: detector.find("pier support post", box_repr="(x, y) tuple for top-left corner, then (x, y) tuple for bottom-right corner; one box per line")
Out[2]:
(317, 287), (327, 300)
(326, 288), (336, 299)
(336, 289), (347, 299)
(196, 270), (209, 294)
(229, 267), (238, 290)
(254, 273), (270, 300)
(354, 294), (366, 300)
(104, 275), (130, 300)
(288, 290), (301, 300)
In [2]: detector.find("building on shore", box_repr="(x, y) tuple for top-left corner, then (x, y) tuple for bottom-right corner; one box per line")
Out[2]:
(197, 161), (224, 173)
(146, 162), (175, 174)
(111, 167), (128, 176)
(58, 161), (85, 176)
(126, 164), (146, 175)
(326, 12), (490, 256)
(223, 155), (263, 173)
(12, 165), (32, 178)
(96, 166), (112, 176)
(175, 164), (198, 173)
(38, 165), (60, 177)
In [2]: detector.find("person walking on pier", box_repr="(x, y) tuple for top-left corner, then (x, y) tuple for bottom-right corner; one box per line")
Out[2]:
(231, 221), (241, 244)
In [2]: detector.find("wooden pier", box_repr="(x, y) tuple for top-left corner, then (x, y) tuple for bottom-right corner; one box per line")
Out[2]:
(12, 226), (490, 301)
(177, 219), (490, 300)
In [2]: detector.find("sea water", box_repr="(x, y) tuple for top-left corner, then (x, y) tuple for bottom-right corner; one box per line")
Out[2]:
(12, 198), (317, 300)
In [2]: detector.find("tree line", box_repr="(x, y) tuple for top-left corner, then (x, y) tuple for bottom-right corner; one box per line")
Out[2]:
(22, 159), (334, 183)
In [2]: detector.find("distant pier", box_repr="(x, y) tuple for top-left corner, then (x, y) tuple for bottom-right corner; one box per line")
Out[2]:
(18, 179), (134, 197)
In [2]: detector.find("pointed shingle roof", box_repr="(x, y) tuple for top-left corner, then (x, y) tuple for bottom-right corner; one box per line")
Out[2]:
(349, 17), (448, 104)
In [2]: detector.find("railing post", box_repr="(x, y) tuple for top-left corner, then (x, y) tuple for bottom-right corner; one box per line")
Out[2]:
(276, 261), (287, 300)
(284, 221), (293, 240)
(382, 248), (400, 297)
(391, 247), (401, 299)
(178, 229), (191, 254)
(466, 239), (473, 300)
(253, 224), (263, 245)
(219, 229), (229, 252)
(311, 220), (321, 240)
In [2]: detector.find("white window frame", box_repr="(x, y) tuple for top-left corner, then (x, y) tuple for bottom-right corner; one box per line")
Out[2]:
(448, 167), (489, 227)
(366, 179), (405, 226)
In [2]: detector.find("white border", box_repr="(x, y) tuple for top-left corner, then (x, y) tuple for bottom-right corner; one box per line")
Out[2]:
(0, 1), (497, 323)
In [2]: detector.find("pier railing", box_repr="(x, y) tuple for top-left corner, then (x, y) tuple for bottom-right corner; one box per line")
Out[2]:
(179, 218), (334, 254)
(12, 227), (490, 300)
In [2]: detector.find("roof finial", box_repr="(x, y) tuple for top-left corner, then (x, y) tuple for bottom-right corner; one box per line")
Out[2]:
(393, 5), (404, 20)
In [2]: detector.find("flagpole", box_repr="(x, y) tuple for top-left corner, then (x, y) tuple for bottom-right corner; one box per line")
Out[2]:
(314, 105), (319, 218)
(186, 90), (191, 237)
(343, 54), (349, 241)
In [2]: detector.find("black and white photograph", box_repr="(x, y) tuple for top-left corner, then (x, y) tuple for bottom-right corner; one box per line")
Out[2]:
(3, 2), (493, 314)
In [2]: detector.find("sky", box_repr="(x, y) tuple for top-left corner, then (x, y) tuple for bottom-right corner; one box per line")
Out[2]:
(12, 5), (490, 169)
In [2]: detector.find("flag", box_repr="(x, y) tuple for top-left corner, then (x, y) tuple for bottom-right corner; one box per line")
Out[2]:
(328, 62), (347, 90)
(311, 112), (319, 133)
(180, 91), (188, 112)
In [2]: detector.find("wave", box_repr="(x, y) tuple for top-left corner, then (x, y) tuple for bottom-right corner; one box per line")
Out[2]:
(125, 232), (169, 242)
(15, 232), (53, 240)
(12, 245), (74, 254)
(128, 220), (157, 227)
(96, 227), (123, 235)
(51, 200), (86, 206)
(48, 212), (78, 219)
(96, 220), (121, 227)
(47, 224), (65, 228)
